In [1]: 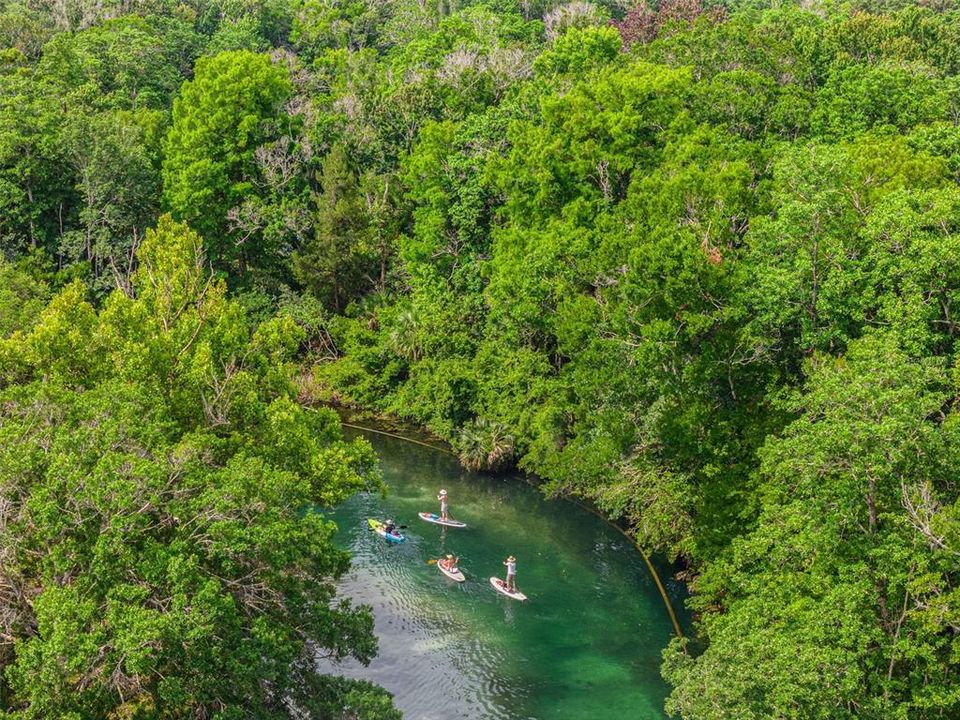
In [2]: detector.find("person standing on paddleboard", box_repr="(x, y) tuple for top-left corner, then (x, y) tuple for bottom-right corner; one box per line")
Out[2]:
(503, 555), (517, 592)
(438, 488), (449, 521)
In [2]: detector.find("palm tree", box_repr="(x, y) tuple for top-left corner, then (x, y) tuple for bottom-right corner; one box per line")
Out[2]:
(387, 308), (421, 362)
(456, 417), (515, 472)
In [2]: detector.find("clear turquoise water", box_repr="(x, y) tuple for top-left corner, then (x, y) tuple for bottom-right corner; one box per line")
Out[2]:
(319, 429), (685, 719)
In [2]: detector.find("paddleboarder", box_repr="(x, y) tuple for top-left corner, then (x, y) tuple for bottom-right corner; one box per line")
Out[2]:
(383, 518), (397, 537)
(439, 553), (459, 572)
(438, 488), (449, 521)
(503, 555), (517, 592)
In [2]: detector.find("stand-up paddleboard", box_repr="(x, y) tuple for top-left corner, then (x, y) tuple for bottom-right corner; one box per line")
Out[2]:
(490, 576), (527, 601)
(418, 512), (466, 528)
(368, 518), (406, 543)
(438, 561), (466, 582)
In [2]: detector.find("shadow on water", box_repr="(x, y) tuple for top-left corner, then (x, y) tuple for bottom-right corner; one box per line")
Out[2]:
(316, 428), (688, 720)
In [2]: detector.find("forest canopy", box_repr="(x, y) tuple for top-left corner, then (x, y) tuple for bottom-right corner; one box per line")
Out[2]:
(2, 0), (960, 716)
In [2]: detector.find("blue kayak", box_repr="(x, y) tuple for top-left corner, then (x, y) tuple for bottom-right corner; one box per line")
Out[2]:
(368, 518), (406, 543)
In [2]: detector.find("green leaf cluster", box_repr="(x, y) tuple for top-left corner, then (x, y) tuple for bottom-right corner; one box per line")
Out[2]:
(0, 217), (393, 719)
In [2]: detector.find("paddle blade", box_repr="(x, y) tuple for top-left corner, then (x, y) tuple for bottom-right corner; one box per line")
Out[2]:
(426, 558), (438, 565)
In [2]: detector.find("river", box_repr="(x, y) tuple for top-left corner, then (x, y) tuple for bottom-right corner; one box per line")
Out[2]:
(318, 427), (686, 719)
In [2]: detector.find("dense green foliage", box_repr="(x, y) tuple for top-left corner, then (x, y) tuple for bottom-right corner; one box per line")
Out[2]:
(4, 0), (960, 716)
(0, 217), (397, 717)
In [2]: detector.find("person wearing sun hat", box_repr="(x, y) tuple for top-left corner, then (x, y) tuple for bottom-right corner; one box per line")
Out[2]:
(437, 488), (449, 521)
(440, 553), (459, 571)
(503, 555), (517, 592)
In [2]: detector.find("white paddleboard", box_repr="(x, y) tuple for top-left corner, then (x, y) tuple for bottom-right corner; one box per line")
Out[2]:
(418, 512), (466, 528)
(490, 576), (526, 601)
(438, 562), (466, 582)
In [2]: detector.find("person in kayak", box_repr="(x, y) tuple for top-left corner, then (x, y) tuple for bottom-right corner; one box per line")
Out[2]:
(439, 553), (459, 571)
(438, 489), (449, 521)
(503, 555), (517, 592)
(383, 519), (397, 537)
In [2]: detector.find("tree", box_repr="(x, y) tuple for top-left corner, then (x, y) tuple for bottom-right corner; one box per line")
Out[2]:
(0, 258), (48, 337)
(812, 62), (947, 139)
(36, 16), (184, 112)
(613, 0), (725, 49)
(664, 333), (960, 719)
(533, 24), (621, 76)
(293, 144), (369, 311)
(59, 109), (163, 294)
(0, 216), (396, 719)
(163, 50), (292, 281)
(455, 416), (515, 471)
(0, 63), (66, 257)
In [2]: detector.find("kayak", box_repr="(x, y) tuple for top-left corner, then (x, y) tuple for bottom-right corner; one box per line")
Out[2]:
(490, 576), (527, 601)
(418, 512), (466, 528)
(438, 561), (466, 582)
(368, 518), (406, 543)
(368, 518), (405, 543)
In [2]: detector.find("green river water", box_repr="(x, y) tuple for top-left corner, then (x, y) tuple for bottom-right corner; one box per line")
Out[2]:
(319, 428), (687, 719)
